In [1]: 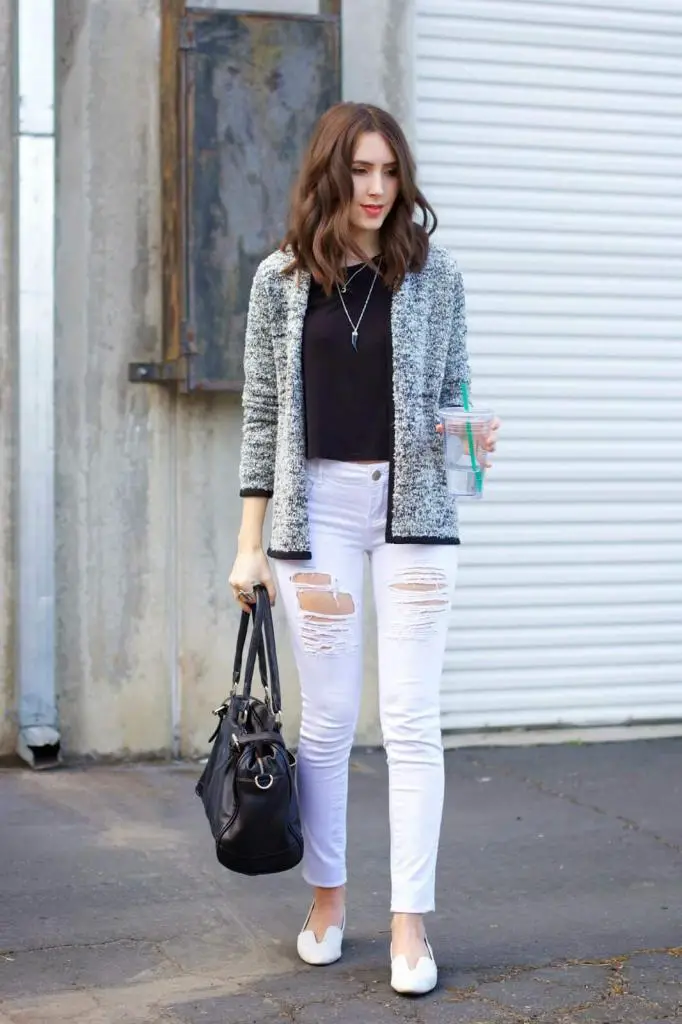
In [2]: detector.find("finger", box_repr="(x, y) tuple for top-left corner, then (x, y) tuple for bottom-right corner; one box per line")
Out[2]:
(435, 423), (444, 434)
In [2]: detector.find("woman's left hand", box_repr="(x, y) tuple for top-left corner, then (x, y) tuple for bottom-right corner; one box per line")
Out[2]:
(436, 416), (501, 469)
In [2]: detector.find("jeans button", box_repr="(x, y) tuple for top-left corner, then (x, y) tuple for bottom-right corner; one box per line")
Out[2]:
(372, 469), (381, 481)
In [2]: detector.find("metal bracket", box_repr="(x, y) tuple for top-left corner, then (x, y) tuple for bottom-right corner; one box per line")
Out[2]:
(129, 315), (197, 384)
(128, 357), (188, 385)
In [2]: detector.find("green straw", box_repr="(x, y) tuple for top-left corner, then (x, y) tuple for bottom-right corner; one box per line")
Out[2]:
(461, 381), (484, 494)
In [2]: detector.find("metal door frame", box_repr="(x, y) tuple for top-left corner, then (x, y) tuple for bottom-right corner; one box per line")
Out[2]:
(129, 0), (341, 390)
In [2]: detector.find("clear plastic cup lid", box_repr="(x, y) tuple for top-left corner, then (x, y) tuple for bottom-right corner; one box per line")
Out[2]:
(438, 406), (495, 421)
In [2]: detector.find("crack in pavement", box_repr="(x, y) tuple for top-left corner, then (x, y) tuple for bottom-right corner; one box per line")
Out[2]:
(435, 946), (682, 989)
(0, 936), (168, 958)
(542, 995), (679, 1024)
(466, 752), (682, 855)
(250, 948), (681, 1024)
(421, 992), (674, 1024)
(527, 777), (682, 855)
(2, 942), (680, 1022)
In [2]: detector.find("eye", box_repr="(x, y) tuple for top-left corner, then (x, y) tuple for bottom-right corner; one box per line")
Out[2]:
(352, 166), (368, 175)
(386, 167), (399, 177)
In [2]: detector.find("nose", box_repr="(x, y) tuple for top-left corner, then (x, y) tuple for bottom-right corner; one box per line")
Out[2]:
(368, 170), (384, 197)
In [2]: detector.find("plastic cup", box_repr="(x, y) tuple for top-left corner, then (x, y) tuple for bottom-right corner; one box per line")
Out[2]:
(438, 406), (495, 499)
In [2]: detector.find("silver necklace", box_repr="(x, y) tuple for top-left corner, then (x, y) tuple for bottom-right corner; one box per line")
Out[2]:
(336, 262), (381, 351)
(340, 261), (370, 293)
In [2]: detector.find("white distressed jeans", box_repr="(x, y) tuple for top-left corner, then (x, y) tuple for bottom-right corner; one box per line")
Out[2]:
(272, 459), (458, 913)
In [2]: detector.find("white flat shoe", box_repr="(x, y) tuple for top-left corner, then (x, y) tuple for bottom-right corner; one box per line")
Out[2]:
(390, 937), (438, 995)
(296, 904), (345, 966)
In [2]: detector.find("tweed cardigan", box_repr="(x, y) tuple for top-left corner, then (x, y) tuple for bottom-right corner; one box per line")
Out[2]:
(239, 242), (471, 560)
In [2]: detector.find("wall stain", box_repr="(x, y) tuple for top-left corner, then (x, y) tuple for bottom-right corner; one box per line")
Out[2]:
(56, 0), (88, 86)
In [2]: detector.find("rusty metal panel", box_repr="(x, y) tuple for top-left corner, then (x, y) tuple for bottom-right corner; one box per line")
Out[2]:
(181, 10), (340, 390)
(160, 0), (185, 366)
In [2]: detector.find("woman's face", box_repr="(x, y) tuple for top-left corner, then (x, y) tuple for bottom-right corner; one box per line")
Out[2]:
(349, 131), (400, 238)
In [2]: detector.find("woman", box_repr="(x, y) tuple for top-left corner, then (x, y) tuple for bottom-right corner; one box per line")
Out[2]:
(229, 102), (499, 996)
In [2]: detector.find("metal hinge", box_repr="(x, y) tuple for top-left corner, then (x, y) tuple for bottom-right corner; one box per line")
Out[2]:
(178, 17), (196, 51)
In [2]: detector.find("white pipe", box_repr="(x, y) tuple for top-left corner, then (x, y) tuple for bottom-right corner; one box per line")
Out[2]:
(14, 0), (59, 768)
(169, 394), (181, 759)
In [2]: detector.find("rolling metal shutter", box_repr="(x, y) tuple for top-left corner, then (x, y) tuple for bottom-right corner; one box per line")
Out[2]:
(415, 0), (682, 730)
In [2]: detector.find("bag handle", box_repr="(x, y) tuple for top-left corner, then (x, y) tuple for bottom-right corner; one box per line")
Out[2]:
(232, 604), (268, 693)
(229, 586), (282, 716)
(242, 587), (282, 715)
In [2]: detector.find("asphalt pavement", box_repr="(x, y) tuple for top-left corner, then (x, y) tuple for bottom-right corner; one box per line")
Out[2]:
(1, 739), (681, 1024)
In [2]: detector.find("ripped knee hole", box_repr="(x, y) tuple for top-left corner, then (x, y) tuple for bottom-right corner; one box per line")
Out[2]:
(290, 572), (356, 655)
(389, 567), (449, 605)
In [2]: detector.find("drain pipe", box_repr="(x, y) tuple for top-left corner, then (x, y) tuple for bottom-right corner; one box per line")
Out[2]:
(14, 0), (59, 768)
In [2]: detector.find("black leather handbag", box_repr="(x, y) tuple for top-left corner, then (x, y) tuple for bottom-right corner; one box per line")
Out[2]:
(195, 586), (303, 875)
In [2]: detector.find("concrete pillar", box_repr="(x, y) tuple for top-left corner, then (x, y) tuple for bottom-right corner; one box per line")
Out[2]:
(342, 0), (416, 142)
(0, 0), (15, 758)
(54, 1), (172, 756)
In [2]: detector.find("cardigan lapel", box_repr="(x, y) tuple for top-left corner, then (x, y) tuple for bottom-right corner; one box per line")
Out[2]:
(390, 270), (426, 407)
(283, 269), (312, 518)
(285, 268), (311, 370)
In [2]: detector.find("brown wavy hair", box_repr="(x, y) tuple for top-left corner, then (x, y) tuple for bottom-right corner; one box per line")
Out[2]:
(281, 102), (437, 294)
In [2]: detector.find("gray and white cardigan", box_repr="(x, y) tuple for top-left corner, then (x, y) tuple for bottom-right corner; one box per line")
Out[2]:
(239, 242), (471, 559)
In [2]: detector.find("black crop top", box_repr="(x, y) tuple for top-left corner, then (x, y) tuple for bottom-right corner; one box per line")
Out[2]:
(302, 262), (393, 462)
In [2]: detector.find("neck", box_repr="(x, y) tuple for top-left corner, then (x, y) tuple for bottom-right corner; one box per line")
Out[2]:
(346, 228), (381, 265)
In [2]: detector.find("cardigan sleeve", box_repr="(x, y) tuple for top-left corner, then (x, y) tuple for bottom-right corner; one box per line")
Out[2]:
(239, 262), (277, 497)
(438, 263), (472, 410)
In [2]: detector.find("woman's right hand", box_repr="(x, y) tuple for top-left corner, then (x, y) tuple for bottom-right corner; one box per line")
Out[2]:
(228, 548), (277, 613)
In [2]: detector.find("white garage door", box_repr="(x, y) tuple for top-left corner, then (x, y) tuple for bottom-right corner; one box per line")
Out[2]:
(416, 0), (682, 731)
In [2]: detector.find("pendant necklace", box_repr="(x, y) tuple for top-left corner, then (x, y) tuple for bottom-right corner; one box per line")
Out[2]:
(336, 260), (381, 351)
(340, 259), (372, 293)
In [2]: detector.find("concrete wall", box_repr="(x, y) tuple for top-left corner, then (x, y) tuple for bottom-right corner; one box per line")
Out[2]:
(54, 1), (172, 757)
(1, 0), (415, 761)
(341, 0), (415, 141)
(0, 0), (15, 757)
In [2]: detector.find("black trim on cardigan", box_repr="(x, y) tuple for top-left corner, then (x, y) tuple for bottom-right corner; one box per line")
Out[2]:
(267, 537), (459, 560)
(385, 324), (397, 543)
(240, 488), (274, 498)
(389, 535), (460, 546)
(267, 548), (313, 561)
